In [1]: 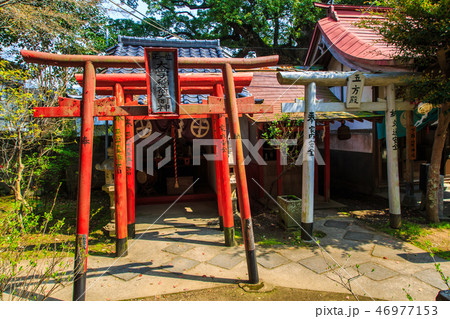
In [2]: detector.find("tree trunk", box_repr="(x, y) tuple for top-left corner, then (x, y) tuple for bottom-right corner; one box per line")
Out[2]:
(274, 18), (279, 47)
(15, 132), (24, 203)
(426, 102), (450, 223)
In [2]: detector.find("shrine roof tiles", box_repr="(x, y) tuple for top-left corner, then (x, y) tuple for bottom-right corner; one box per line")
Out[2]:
(105, 36), (232, 104)
(305, 4), (409, 72)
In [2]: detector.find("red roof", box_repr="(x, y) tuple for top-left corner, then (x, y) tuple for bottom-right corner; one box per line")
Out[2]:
(305, 3), (409, 72)
(246, 72), (304, 122)
(247, 72), (341, 122)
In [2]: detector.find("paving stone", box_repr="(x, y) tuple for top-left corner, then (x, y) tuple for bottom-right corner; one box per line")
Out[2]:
(414, 268), (449, 290)
(277, 247), (315, 261)
(324, 220), (351, 229)
(257, 253), (290, 269)
(403, 252), (436, 264)
(207, 253), (244, 270)
(372, 244), (407, 261)
(162, 257), (199, 273)
(343, 231), (374, 242)
(298, 256), (337, 274)
(162, 243), (194, 255)
(356, 262), (398, 281)
(107, 263), (151, 281)
(160, 232), (192, 242)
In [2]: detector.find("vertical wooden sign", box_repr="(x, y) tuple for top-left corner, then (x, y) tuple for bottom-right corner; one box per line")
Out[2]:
(407, 124), (417, 160)
(346, 71), (365, 109)
(144, 48), (180, 114)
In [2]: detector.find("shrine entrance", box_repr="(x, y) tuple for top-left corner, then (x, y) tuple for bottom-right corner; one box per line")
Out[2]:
(22, 49), (278, 301)
(277, 70), (415, 239)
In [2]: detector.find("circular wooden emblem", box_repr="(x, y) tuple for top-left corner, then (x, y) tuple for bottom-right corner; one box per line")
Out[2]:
(136, 120), (152, 138)
(136, 171), (148, 184)
(190, 119), (210, 138)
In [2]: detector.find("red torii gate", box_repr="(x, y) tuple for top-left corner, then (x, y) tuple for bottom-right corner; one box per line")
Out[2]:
(21, 49), (278, 301)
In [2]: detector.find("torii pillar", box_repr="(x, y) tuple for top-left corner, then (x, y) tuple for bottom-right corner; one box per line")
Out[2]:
(277, 71), (416, 231)
(301, 82), (316, 240)
(223, 63), (258, 283)
(212, 83), (235, 246)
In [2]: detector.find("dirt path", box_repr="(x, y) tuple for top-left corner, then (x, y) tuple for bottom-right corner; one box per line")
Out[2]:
(135, 285), (375, 301)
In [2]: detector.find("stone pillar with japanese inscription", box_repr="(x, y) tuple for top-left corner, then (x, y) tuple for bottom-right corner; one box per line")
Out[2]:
(301, 82), (317, 240)
(385, 84), (402, 228)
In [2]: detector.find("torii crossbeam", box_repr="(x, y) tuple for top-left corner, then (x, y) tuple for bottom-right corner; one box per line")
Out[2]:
(22, 49), (278, 301)
(277, 71), (416, 240)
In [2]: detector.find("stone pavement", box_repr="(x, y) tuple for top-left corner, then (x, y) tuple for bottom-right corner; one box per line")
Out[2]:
(52, 201), (449, 301)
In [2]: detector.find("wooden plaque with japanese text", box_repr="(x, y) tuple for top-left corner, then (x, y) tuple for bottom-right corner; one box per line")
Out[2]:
(144, 48), (180, 114)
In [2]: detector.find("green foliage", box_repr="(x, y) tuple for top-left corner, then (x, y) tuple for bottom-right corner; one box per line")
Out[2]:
(0, 60), (74, 202)
(402, 286), (414, 301)
(0, 200), (71, 300)
(0, 0), (107, 58)
(362, 0), (450, 105)
(257, 236), (284, 247)
(433, 262), (450, 289)
(141, 0), (367, 63)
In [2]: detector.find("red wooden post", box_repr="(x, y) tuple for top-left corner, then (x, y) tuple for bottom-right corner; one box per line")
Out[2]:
(258, 124), (265, 199)
(212, 114), (225, 230)
(222, 63), (258, 283)
(214, 83), (235, 246)
(73, 61), (95, 301)
(113, 83), (128, 256)
(324, 123), (331, 202)
(125, 94), (136, 239)
(277, 149), (283, 196)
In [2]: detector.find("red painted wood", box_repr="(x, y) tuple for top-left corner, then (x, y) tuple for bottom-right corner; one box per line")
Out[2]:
(223, 64), (252, 220)
(76, 61), (95, 267)
(75, 72), (252, 89)
(113, 84), (128, 242)
(22, 49), (278, 69)
(95, 86), (246, 96)
(125, 95), (135, 227)
(212, 114), (224, 219)
(214, 85), (234, 229)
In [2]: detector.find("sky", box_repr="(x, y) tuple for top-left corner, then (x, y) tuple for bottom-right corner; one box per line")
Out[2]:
(104, 0), (149, 21)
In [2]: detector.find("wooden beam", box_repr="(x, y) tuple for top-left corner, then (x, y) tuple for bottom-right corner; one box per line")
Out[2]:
(35, 96), (272, 118)
(282, 100), (413, 113)
(277, 71), (418, 87)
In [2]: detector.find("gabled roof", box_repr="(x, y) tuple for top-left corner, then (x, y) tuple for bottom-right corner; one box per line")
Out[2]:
(106, 36), (230, 74)
(105, 36), (232, 104)
(248, 72), (346, 123)
(305, 3), (409, 72)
